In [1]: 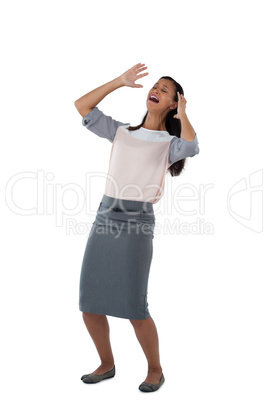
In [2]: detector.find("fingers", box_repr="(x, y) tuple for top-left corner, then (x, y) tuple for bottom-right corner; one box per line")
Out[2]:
(135, 66), (148, 77)
(132, 62), (144, 70)
(177, 91), (187, 102)
(136, 66), (148, 74)
(133, 63), (148, 73)
(136, 72), (149, 80)
(129, 63), (149, 86)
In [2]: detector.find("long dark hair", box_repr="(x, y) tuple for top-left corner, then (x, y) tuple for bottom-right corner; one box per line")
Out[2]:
(127, 76), (186, 177)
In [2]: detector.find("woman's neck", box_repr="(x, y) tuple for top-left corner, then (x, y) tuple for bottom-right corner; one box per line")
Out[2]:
(142, 112), (167, 131)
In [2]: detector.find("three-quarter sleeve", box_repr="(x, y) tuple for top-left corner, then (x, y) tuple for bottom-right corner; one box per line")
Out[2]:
(169, 133), (200, 165)
(82, 106), (130, 143)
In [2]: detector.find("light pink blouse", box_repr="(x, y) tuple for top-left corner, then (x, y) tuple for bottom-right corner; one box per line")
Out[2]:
(82, 107), (200, 204)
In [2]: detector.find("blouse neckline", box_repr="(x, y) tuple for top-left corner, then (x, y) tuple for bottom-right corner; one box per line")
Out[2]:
(140, 126), (168, 134)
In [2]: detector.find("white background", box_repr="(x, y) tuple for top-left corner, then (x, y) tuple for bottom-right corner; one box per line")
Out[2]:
(1, 0), (267, 401)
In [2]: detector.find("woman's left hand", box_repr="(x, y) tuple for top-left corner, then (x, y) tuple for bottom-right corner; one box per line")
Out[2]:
(173, 91), (187, 119)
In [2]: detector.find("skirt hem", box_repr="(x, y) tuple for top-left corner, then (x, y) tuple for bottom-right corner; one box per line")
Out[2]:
(79, 304), (151, 320)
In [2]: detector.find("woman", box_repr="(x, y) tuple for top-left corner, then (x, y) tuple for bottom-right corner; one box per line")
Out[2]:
(74, 63), (200, 392)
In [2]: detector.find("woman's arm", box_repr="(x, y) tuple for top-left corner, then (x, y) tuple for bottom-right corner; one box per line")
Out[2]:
(173, 92), (196, 141)
(74, 76), (124, 117)
(179, 111), (196, 142)
(74, 63), (148, 117)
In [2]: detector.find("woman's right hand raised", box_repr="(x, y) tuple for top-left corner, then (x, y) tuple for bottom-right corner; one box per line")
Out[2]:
(119, 63), (149, 88)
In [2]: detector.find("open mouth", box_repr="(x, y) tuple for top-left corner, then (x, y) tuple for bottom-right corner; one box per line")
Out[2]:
(149, 94), (159, 103)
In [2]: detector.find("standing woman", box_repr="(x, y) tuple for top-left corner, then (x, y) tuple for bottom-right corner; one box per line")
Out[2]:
(74, 63), (200, 392)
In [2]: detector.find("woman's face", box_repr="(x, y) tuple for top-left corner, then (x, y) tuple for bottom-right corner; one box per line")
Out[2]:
(146, 78), (177, 114)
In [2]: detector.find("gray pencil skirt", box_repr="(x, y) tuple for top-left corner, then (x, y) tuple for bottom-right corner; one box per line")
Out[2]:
(79, 194), (155, 320)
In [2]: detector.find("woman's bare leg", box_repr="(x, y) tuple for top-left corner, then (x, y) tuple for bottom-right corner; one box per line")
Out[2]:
(82, 312), (115, 374)
(129, 316), (163, 384)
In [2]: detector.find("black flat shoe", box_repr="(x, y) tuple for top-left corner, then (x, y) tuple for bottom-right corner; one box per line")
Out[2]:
(81, 366), (115, 383)
(139, 373), (165, 392)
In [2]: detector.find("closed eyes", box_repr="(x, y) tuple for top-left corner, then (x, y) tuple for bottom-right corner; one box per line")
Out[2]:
(153, 86), (167, 93)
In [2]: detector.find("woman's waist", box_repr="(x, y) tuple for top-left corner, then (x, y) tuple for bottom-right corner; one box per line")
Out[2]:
(101, 193), (155, 214)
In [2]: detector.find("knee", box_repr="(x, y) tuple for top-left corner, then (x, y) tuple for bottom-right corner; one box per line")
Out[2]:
(82, 311), (105, 321)
(129, 318), (148, 328)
